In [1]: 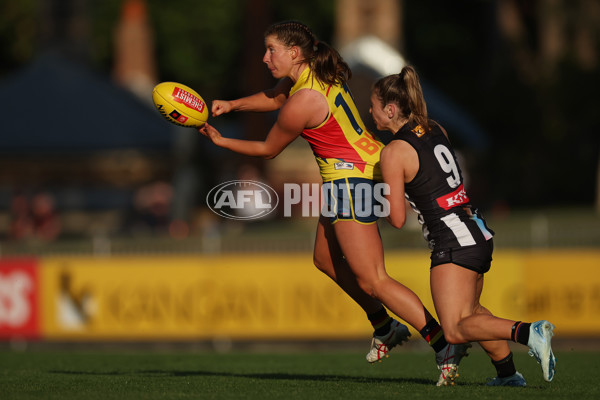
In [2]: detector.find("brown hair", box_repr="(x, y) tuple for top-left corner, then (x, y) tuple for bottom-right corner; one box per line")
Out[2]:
(264, 20), (351, 86)
(372, 66), (430, 132)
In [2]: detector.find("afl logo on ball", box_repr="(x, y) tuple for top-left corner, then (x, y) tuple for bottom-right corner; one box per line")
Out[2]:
(206, 180), (279, 220)
(169, 110), (188, 124)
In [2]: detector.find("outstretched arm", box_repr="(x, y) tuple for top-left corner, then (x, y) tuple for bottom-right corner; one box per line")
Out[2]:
(200, 88), (325, 159)
(211, 78), (294, 116)
(199, 90), (329, 158)
(199, 120), (300, 159)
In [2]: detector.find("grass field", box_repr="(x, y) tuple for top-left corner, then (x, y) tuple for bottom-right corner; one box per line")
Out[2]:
(1, 346), (597, 400)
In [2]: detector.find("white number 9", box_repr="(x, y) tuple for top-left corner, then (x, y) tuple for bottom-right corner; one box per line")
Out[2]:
(433, 144), (461, 188)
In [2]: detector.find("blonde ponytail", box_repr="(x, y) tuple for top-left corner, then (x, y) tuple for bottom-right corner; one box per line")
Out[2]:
(373, 66), (430, 132)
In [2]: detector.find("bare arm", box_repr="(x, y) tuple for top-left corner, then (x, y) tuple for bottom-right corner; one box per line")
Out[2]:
(380, 140), (419, 229)
(200, 89), (327, 159)
(211, 78), (294, 116)
(199, 120), (299, 159)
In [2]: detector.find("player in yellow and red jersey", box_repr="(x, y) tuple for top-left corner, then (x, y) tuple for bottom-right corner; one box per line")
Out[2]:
(289, 66), (383, 182)
(200, 20), (468, 385)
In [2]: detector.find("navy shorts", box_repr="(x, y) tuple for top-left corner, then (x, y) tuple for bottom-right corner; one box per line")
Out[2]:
(430, 239), (494, 274)
(322, 177), (387, 224)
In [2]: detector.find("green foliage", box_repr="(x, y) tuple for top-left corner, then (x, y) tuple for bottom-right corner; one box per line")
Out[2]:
(0, 0), (335, 101)
(0, 0), (596, 208)
(148, 0), (244, 96)
(271, 0), (335, 41)
(88, 0), (244, 99)
(0, 0), (38, 74)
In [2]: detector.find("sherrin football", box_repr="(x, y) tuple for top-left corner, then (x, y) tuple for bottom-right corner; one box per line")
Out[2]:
(152, 82), (209, 127)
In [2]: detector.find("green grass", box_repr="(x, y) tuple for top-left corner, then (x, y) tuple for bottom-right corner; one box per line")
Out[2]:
(0, 348), (596, 399)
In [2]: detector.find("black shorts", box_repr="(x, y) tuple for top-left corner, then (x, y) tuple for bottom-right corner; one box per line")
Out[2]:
(430, 239), (494, 274)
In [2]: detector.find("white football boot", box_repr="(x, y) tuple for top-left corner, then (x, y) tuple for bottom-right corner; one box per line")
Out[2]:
(366, 319), (411, 363)
(527, 320), (556, 382)
(436, 342), (471, 386)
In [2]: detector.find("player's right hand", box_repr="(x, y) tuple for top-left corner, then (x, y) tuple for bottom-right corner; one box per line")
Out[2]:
(211, 100), (232, 117)
(198, 122), (224, 146)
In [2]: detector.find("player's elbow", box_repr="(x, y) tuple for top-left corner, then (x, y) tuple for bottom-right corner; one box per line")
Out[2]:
(386, 213), (406, 229)
(261, 146), (283, 159)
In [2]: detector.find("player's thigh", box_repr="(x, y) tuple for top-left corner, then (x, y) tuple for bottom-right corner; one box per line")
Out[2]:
(331, 220), (386, 282)
(430, 263), (480, 326)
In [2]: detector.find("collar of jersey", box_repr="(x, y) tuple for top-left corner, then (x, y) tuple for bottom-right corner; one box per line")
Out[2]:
(289, 67), (314, 96)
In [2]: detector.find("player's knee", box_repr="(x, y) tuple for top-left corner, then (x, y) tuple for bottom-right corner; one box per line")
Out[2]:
(441, 322), (467, 344)
(313, 255), (326, 273)
(356, 276), (386, 300)
(313, 255), (336, 280)
(356, 279), (376, 298)
(442, 331), (464, 344)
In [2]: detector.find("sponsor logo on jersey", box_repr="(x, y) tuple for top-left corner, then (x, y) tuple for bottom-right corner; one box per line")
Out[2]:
(334, 162), (354, 170)
(436, 183), (469, 210)
(171, 87), (205, 113)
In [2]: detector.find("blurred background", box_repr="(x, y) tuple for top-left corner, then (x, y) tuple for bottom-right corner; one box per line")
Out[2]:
(0, 0), (599, 344)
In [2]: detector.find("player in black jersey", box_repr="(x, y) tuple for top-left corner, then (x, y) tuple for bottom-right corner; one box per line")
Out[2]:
(371, 66), (556, 386)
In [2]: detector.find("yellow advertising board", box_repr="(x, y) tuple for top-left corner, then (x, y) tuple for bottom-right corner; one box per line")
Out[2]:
(520, 250), (600, 335)
(39, 250), (600, 340)
(40, 254), (373, 340)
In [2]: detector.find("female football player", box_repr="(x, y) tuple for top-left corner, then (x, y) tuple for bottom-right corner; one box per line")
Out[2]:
(199, 21), (469, 385)
(372, 65), (556, 386)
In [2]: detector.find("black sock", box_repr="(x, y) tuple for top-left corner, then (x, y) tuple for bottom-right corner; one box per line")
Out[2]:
(511, 322), (531, 345)
(419, 319), (448, 353)
(492, 352), (517, 378)
(367, 307), (392, 336)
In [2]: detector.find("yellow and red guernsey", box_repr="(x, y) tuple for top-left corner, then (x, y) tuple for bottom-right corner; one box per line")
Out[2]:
(289, 67), (384, 182)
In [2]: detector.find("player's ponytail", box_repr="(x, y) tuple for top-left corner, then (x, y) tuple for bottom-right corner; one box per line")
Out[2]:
(373, 66), (430, 132)
(311, 40), (351, 85)
(264, 20), (351, 86)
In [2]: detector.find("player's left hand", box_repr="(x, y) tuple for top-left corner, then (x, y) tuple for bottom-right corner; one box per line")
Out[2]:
(211, 100), (232, 117)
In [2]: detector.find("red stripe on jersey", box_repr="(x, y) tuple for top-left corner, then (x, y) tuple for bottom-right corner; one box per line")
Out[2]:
(435, 183), (470, 210)
(301, 114), (366, 172)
